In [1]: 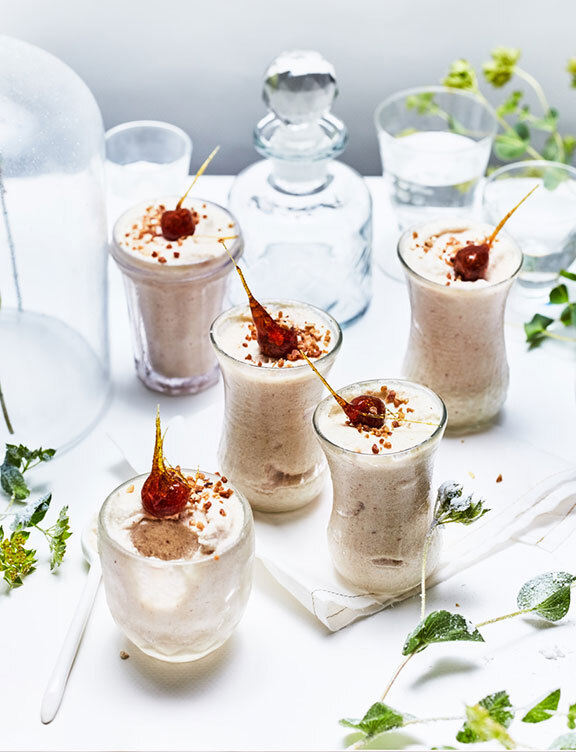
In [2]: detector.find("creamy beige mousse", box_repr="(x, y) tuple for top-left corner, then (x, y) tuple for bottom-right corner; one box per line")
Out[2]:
(314, 379), (446, 595)
(398, 220), (522, 432)
(210, 301), (342, 512)
(98, 471), (254, 662)
(111, 198), (242, 394)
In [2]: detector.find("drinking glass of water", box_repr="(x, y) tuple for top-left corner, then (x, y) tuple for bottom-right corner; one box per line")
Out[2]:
(105, 120), (192, 217)
(483, 160), (576, 290)
(375, 86), (497, 231)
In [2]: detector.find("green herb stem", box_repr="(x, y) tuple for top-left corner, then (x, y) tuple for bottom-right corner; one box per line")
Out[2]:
(475, 89), (544, 160)
(0, 381), (14, 435)
(515, 67), (549, 113)
(420, 526), (437, 620)
(380, 653), (415, 703)
(476, 606), (536, 627)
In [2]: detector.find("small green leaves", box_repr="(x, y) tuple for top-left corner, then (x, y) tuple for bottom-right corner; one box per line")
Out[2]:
(457, 691), (514, 744)
(402, 610), (484, 656)
(11, 493), (51, 530)
(560, 304), (576, 328)
(48, 506), (72, 571)
(497, 90), (523, 117)
(551, 733), (576, 750)
(0, 527), (37, 588)
(434, 481), (489, 527)
(494, 131), (529, 161)
(560, 270), (576, 282)
(568, 704), (576, 730)
(483, 46), (520, 88)
(568, 58), (576, 88)
(406, 91), (439, 116)
(551, 284), (570, 305)
(340, 702), (405, 738)
(524, 313), (555, 348)
(458, 703), (516, 749)
(517, 571), (576, 621)
(0, 444), (55, 500)
(3, 444), (55, 470)
(1, 465), (29, 500)
(522, 689), (561, 723)
(442, 59), (478, 90)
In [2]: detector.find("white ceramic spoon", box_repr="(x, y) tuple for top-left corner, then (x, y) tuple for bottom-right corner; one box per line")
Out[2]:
(41, 517), (101, 724)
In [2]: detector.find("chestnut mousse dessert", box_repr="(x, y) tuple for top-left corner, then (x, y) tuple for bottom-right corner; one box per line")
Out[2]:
(110, 148), (243, 395)
(98, 413), (254, 662)
(311, 372), (447, 596)
(398, 188), (535, 431)
(210, 247), (342, 512)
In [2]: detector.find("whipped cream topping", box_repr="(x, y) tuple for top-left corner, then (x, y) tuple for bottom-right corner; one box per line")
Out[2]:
(114, 198), (237, 266)
(400, 220), (522, 288)
(316, 381), (444, 455)
(212, 302), (334, 368)
(102, 472), (244, 561)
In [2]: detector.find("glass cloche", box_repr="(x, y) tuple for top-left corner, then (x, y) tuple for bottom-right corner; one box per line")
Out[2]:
(0, 35), (110, 451)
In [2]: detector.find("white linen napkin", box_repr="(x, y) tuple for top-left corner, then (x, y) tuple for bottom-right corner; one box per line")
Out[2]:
(108, 412), (574, 632)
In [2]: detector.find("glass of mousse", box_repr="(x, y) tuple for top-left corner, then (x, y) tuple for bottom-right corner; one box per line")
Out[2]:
(98, 415), (254, 662)
(111, 196), (242, 394)
(397, 189), (535, 432)
(211, 299), (342, 512)
(313, 378), (446, 596)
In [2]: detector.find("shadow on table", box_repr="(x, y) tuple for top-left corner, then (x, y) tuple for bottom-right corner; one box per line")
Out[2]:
(410, 656), (479, 689)
(114, 632), (238, 695)
(343, 730), (423, 750)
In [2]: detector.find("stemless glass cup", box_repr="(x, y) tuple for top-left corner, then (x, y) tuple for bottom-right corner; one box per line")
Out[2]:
(210, 301), (342, 513)
(98, 471), (254, 663)
(375, 87), (497, 232)
(105, 121), (192, 205)
(398, 223), (522, 433)
(314, 379), (447, 596)
(111, 199), (243, 395)
(483, 161), (576, 290)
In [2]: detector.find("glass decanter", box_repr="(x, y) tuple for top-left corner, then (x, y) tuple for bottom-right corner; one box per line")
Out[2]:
(228, 50), (372, 327)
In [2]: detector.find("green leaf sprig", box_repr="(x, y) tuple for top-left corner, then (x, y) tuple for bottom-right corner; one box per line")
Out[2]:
(341, 688), (576, 749)
(0, 443), (71, 588)
(525, 270), (576, 349)
(341, 478), (576, 749)
(408, 46), (576, 167)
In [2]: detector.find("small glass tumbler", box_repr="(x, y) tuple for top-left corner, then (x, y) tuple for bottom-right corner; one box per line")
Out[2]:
(98, 471), (254, 662)
(111, 200), (243, 395)
(398, 223), (522, 432)
(105, 121), (192, 206)
(210, 301), (342, 512)
(314, 379), (447, 595)
(375, 86), (497, 231)
(483, 160), (576, 289)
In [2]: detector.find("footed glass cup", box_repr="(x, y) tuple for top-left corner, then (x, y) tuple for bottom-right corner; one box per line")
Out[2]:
(314, 379), (446, 595)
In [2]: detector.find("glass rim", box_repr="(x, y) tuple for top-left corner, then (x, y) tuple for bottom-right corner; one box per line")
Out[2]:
(374, 85), (498, 142)
(483, 159), (576, 185)
(105, 119), (193, 146)
(110, 197), (243, 281)
(98, 470), (253, 566)
(313, 378), (447, 457)
(210, 299), (343, 371)
(396, 221), (523, 291)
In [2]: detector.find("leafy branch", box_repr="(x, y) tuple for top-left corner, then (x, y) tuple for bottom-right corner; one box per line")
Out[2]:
(525, 270), (576, 348)
(341, 483), (576, 749)
(0, 443), (71, 588)
(408, 46), (576, 167)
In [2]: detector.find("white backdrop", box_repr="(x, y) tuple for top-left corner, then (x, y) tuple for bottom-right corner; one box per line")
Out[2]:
(3, 0), (576, 174)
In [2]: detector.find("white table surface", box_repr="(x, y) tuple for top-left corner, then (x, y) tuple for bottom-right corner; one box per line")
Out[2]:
(3, 176), (576, 752)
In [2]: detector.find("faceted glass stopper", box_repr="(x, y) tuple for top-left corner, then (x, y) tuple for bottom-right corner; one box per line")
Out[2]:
(263, 50), (337, 126)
